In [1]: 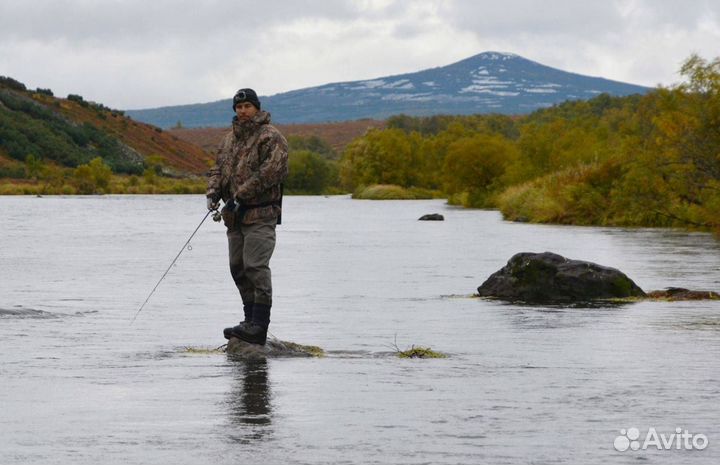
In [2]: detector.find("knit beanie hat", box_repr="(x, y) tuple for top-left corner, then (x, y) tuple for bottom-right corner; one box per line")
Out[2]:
(232, 88), (261, 111)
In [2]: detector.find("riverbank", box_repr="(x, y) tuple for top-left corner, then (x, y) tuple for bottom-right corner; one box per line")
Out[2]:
(2, 179), (718, 239)
(0, 175), (206, 195)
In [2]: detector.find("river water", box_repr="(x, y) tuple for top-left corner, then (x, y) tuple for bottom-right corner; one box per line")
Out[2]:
(1, 195), (719, 465)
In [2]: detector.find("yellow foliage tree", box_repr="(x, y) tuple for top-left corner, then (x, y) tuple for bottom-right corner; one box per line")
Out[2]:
(72, 157), (112, 194)
(442, 134), (519, 207)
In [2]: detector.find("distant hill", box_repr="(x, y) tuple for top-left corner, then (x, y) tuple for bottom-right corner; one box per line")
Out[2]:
(125, 51), (652, 128)
(170, 119), (386, 155)
(0, 76), (212, 177)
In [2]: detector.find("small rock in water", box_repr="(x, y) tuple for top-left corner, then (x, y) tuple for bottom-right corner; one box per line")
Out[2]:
(226, 337), (324, 358)
(419, 213), (444, 221)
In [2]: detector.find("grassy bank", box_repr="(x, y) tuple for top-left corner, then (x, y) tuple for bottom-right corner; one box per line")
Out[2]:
(0, 175), (206, 195)
(352, 184), (443, 200)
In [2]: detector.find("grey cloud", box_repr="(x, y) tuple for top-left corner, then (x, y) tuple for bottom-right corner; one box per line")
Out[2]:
(437, 0), (624, 37)
(623, 0), (717, 27)
(0, 0), (360, 45)
(438, 0), (718, 39)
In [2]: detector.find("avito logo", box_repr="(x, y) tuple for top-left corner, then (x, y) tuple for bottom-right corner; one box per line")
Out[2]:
(614, 427), (708, 452)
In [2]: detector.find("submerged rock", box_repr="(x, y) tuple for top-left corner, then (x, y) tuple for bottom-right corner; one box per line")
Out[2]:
(477, 252), (646, 303)
(418, 213), (444, 221)
(226, 337), (324, 358)
(646, 288), (720, 301)
(396, 346), (447, 359)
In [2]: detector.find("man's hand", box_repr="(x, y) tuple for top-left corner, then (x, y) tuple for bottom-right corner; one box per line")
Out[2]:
(207, 197), (219, 211)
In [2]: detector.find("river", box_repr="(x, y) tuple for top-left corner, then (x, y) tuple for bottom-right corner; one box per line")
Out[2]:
(1, 195), (719, 464)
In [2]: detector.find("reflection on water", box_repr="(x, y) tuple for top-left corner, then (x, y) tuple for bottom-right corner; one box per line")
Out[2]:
(226, 358), (272, 443)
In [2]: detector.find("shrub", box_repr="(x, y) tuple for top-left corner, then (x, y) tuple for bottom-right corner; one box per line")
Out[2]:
(71, 157), (112, 194)
(0, 76), (27, 91)
(286, 150), (337, 194)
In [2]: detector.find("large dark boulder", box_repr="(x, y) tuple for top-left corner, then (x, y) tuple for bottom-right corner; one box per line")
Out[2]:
(477, 252), (646, 302)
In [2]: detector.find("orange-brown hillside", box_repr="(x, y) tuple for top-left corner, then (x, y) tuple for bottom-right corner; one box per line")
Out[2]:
(44, 95), (213, 174)
(0, 78), (213, 178)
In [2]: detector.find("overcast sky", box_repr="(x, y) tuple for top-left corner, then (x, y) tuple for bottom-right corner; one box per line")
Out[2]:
(1, 0), (718, 110)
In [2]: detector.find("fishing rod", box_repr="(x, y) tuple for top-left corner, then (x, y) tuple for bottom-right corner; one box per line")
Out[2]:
(131, 208), (219, 324)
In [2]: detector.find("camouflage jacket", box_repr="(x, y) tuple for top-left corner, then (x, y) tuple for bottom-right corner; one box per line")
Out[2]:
(206, 110), (288, 224)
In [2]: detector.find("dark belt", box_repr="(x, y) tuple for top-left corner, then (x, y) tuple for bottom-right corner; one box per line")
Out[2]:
(225, 189), (283, 225)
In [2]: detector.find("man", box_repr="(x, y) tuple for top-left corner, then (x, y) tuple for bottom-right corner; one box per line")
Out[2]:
(206, 88), (288, 345)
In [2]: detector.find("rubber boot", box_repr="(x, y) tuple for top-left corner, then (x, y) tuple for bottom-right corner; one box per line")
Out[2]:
(223, 303), (254, 340)
(242, 302), (253, 324)
(237, 303), (271, 345)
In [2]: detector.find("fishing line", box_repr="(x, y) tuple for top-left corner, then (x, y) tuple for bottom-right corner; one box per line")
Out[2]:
(131, 209), (213, 324)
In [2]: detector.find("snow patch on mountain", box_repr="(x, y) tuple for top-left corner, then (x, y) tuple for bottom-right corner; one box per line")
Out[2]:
(524, 88), (558, 94)
(482, 52), (519, 60)
(382, 92), (434, 101)
(383, 79), (414, 89)
(351, 79), (386, 89)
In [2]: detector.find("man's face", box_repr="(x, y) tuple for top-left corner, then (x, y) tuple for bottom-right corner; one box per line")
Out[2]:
(235, 102), (258, 120)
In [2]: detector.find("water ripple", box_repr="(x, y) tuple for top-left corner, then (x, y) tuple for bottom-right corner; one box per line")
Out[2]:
(0, 306), (60, 319)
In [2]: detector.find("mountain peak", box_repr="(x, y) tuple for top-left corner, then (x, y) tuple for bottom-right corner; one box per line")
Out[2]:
(473, 51), (520, 60)
(126, 51), (652, 128)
